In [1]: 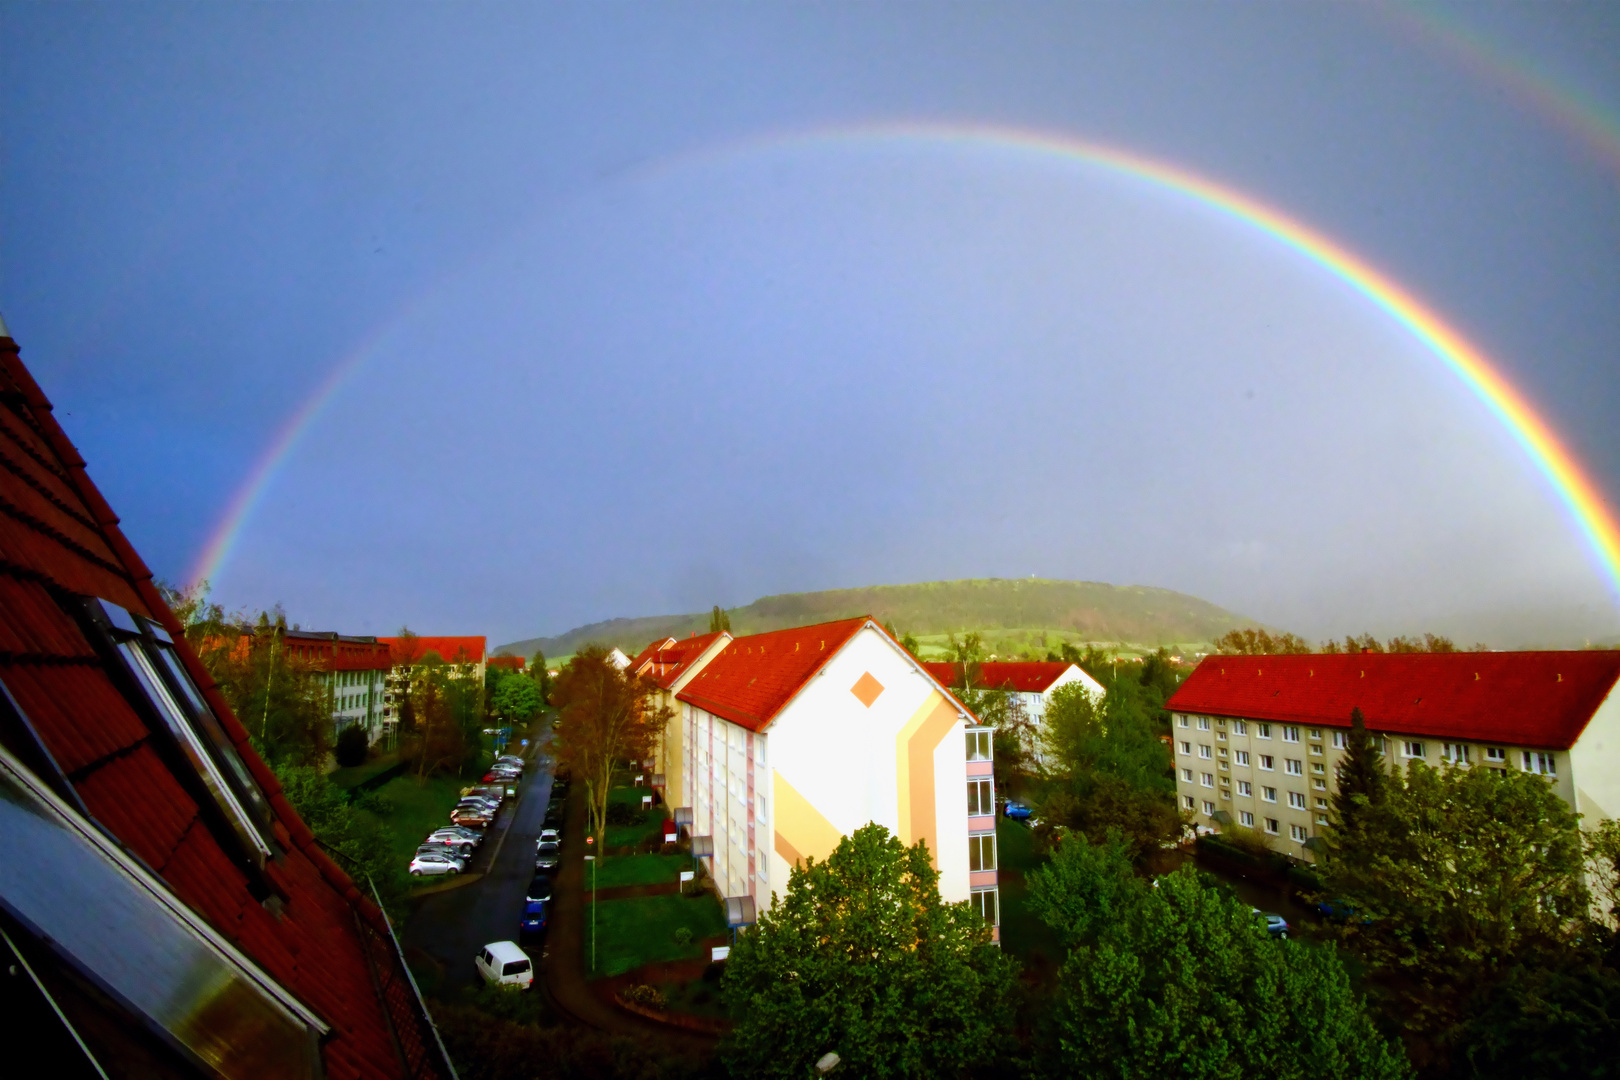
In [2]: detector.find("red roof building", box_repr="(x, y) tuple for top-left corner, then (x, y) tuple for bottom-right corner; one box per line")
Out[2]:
(379, 635), (486, 667)
(0, 328), (452, 1076)
(1165, 651), (1620, 856)
(487, 655), (525, 672)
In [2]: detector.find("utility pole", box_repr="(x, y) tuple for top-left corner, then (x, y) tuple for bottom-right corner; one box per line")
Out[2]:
(585, 837), (597, 973)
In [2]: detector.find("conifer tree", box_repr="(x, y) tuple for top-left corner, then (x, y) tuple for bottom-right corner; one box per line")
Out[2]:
(1330, 707), (1388, 838)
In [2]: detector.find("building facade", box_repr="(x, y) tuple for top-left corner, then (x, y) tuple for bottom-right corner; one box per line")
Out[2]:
(281, 629), (393, 744)
(924, 659), (1103, 727)
(641, 618), (1001, 935)
(1166, 652), (1620, 856)
(629, 631), (732, 810)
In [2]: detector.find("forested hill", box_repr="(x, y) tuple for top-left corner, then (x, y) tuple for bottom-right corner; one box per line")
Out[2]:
(497, 578), (1260, 660)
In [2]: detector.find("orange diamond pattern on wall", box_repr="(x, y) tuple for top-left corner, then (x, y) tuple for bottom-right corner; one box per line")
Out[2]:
(851, 671), (885, 707)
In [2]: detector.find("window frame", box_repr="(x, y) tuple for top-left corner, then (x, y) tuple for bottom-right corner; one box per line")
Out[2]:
(966, 778), (994, 816)
(968, 832), (997, 872)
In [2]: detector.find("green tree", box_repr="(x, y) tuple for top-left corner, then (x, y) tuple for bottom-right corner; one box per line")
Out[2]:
(1213, 627), (1313, 655)
(709, 605), (731, 633)
(491, 674), (543, 726)
(1326, 707), (1389, 847)
(721, 823), (1019, 1079)
(527, 649), (552, 705)
(193, 612), (332, 768)
(1319, 761), (1590, 1052)
(273, 763), (404, 917)
(1030, 833), (1408, 1080)
(552, 648), (669, 849)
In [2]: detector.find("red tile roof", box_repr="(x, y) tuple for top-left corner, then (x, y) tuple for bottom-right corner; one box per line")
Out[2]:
(379, 635), (486, 665)
(0, 333), (439, 1077)
(488, 655), (525, 671)
(923, 660), (1080, 694)
(632, 631), (726, 689)
(676, 618), (872, 730)
(1166, 651), (1620, 750)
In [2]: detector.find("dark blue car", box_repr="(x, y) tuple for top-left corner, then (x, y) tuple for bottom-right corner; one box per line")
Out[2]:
(1003, 801), (1033, 821)
(520, 899), (547, 936)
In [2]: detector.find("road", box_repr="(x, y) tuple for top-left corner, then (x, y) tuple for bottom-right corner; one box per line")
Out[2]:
(402, 739), (554, 989)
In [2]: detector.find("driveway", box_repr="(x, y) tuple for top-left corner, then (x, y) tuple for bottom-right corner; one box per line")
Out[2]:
(402, 739), (554, 988)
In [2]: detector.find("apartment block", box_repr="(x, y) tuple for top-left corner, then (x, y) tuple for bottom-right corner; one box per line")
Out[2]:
(1166, 652), (1620, 857)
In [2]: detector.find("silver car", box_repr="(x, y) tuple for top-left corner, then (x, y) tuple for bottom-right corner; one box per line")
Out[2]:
(410, 851), (464, 877)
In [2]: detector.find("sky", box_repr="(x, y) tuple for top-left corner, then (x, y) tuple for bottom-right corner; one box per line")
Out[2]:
(2, 3), (1619, 648)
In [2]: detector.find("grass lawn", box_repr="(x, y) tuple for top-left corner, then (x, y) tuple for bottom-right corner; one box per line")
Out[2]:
(590, 853), (689, 890)
(995, 818), (1065, 966)
(328, 752), (404, 791)
(604, 785), (669, 849)
(357, 772), (476, 870)
(587, 892), (727, 977)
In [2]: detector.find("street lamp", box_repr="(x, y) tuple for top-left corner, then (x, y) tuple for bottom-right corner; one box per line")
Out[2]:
(585, 836), (597, 973)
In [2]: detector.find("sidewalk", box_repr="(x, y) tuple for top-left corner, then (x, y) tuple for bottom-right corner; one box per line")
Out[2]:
(538, 778), (716, 1049)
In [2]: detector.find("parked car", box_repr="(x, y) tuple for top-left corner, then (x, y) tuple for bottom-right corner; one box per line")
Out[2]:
(419, 833), (475, 856)
(415, 844), (468, 867)
(450, 809), (493, 828)
(1003, 801), (1034, 821)
(475, 941), (534, 990)
(519, 900), (547, 937)
(539, 828), (560, 846)
(410, 851), (464, 877)
(526, 874), (553, 903)
(1315, 899), (1373, 926)
(457, 798), (501, 815)
(543, 802), (564, 827)
(1252, 909), (1290, 939)
(535, 841), (559, 870)
(429, 826), (484, 846)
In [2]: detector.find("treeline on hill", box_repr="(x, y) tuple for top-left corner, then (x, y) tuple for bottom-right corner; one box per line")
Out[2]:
(1214, 627), (1491, 655)
(157, 582), (552, 917)
(499, 577), (1256, 659)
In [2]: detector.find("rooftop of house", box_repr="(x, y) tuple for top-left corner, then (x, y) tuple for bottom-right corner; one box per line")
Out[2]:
(378, 635), (486, 665)
(923, 660), (1085, 694)
(0, 330), (446, 1078)
(1166, 651), (1620, 750)
(630, 631), (727, 689)
(676, 617), (873, 731)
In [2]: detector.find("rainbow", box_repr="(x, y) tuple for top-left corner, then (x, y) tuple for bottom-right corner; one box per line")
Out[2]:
(189, 123), (1620, 600)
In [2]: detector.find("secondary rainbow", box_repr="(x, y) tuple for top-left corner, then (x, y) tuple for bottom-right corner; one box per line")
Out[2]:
(189, 123), (1620, 599)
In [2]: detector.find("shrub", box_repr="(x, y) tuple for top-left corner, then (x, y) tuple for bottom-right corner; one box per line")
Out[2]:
(605, 802), (648, 826)
(621, 984), (666, 1011)
(335, 723), (370, 767)
(673, 927), (693, 946)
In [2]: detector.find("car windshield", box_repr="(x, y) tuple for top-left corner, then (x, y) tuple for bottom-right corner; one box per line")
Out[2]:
(502, 960), (530, 975)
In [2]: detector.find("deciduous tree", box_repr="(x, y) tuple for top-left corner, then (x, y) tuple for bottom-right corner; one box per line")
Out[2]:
(721, 823), (1019, 1079)
(1029, 832), (1408, 1080)
(551, 647), (669, 849)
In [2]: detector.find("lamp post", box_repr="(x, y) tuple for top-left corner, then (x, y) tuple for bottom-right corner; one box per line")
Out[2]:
(585, 836), (596, 973)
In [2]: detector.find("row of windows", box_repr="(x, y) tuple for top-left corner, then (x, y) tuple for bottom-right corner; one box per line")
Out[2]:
(1179, 717), (1551, 775)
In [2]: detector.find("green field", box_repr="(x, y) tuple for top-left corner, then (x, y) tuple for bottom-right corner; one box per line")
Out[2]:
(590, 853), (689, 889)
(994, 818), (1065, 966)
(498, 577), (1260, 659)
(603, 785), (668, 850)
(588, 892), (728, 977)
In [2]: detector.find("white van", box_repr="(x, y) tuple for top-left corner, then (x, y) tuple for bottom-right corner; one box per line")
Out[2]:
(475, 941), (534, 989)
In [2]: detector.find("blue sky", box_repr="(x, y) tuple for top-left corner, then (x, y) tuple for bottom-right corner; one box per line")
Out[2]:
(3, 3), (1619, 647)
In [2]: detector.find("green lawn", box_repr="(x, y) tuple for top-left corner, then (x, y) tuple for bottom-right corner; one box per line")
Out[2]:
(328, 752), (404, 791)
(995, 818), (1065, 966)
(603, 785), (669, 849)
(587, 892), (727, 977)
(589, 853), (689, 890)
(358, 772), (473, 870)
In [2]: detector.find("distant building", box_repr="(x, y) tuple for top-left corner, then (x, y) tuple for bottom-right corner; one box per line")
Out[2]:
(280, 629), (392, 744)
(924, 660), (1103, 728)
(378, 635), (487, 728)
(607, 647), (631, 670)
(630, 632), (733, 808)
(1165, 652), (1620, 856)
(487, 655), (526, 674)
(0, 326), (451, 1076)
(637, 618), (1000, 937)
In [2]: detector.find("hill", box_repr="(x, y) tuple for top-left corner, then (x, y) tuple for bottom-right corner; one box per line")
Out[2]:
(496, 578), (1262, 661)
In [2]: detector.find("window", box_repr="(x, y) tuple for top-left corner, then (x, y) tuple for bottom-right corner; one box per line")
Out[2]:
(1522, 752), (1557, 776)
(1264, 818), (1279, 834)
(1217, 732), (1227, 742)
(1315, 797), (1329, 808)
(1308, 728), (1322, 739)
(971, 888), (999, 926)
(1232, 720), (1248, 735)
(1313, 779), (1327, 790)
(1201, 773), (1215, 788)
(1239, 810), (1255, 827)
(1184, 795), (1196, 809)
(1199, 744), (1212, 759)
(1282, 726), (1300, 743)
(1404, 741), (1425, 759)
(1316, 814), (1329, 825)
(1181, 768), (1194, 782)
(1179, 741), (1192, 755)
(967, 779), (993, 816)
(1218, 747), (1228, 758)
(1178, 714), (1190, 727)
(965, 730), (992, 761)
(1288, 791), (1306, 809)
(1202, 800), (1215, 815)
(1285, 759), (1303, 776)
(1258, 755), (1275, 771)
(1312, 762), (1326, 774)
(968, 833), (996, 872)
(1234, 750), (1250, 766)
(1257, 723), (1272, 739)
(1443, 742), (1470, 764)
(1486, 746), (1506, 762)
(1332, 731), (1347, 749)
(1262, 786), (1277, 802)
(1310, 743), (1324, 756)
(1197, 716), (1210, 731)
(1290, 824), (1308, 841)
(1237, 780), (1252, 797)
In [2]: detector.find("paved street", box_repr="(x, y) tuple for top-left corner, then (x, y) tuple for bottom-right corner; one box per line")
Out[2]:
(402, 737), (554, 989)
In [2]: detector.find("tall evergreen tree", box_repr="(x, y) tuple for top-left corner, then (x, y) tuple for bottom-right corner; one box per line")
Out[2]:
(1329, 707), (1388, 839)
(709, 605), (731, 633)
